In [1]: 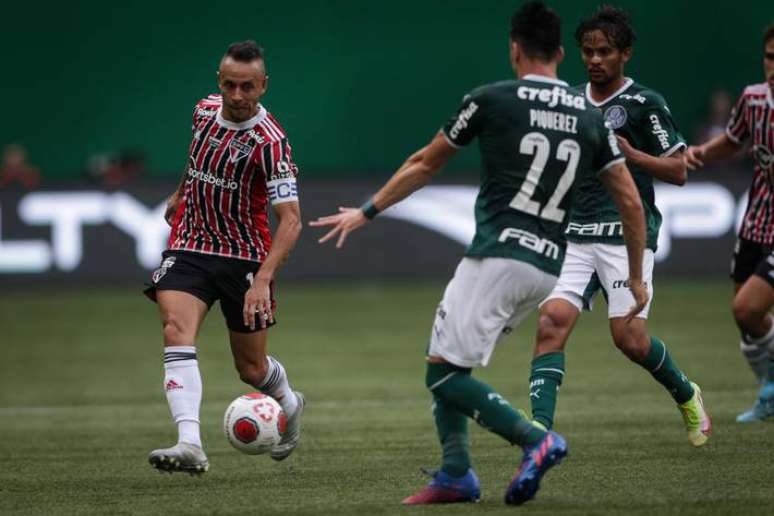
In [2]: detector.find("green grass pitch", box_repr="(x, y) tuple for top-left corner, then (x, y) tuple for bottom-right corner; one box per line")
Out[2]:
(1, 280), (772, 515)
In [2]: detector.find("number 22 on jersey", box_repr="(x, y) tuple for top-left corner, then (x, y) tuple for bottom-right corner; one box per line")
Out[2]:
(509, 132), (580, 223)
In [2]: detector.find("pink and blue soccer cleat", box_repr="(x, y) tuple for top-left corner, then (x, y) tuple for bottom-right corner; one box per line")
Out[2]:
(505, 431), (568, 505)
(402, 468), (481, 505)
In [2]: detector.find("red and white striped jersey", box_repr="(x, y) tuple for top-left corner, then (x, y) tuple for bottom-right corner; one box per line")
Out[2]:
(168, 95), (299, 262)
(727, 83), (774, 244)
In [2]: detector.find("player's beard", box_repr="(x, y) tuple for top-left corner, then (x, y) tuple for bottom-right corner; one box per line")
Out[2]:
(588, 68), (615, 88)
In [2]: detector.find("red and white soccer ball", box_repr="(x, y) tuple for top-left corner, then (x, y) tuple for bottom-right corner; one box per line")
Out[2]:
(224, 393), (287, 455)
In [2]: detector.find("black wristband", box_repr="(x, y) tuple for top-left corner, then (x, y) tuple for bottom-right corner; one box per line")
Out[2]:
(360, 198), (380, 220)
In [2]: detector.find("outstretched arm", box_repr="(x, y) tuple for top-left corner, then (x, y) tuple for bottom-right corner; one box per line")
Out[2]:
(309, 131), (457, 248)
(600, 162), (649, 322)
(684, 133), (742, 170)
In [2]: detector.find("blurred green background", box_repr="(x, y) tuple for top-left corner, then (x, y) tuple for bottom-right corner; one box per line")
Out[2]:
(1, 0), (769, 179)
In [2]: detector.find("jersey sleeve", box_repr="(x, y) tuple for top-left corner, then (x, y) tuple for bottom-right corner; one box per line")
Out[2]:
(441, 90), (487, 148)
(725, 91), (749, 144)
(262, 138), (300, 205)
(592, 113), (625, 174)
(639, 95), (686, 157)
(191, 104), (202, 134)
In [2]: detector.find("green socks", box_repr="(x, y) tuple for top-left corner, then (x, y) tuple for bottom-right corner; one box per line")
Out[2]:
(529, 352), (565, 430)
(432, 395), (470, 477)
(426, 361), (544, 449)
(640, 337), (694, 404)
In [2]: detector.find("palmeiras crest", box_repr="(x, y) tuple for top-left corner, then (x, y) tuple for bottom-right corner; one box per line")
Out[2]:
(603, 105), (627, 129)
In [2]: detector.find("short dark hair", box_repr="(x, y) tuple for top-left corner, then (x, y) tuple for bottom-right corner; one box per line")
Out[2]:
(575, 5), (636, 51)
(510, 1), (562, 62)
(765, 23), (774, 47)
(224, 40), (264, 62)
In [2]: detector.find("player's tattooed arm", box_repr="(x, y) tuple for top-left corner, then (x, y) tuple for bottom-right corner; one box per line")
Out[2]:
(243, 201), (301, 330)
(616, 135), (687, 186)
(600, 162), (649, 321)
(310, 132), (456, 248)
(684, 133), (742, 170)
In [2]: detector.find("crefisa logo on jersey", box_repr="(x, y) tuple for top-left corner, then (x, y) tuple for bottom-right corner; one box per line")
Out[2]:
(228, 139), (254, 163)
(649, 114), (671, 150)
(604, 105), (627, 129)
(449, 102), (478, 139)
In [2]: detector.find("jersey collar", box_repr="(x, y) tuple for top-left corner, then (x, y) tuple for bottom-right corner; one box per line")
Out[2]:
(523, 74), (569, 87)
(585, 78), (634, 107)
(216, 104), (267, 130)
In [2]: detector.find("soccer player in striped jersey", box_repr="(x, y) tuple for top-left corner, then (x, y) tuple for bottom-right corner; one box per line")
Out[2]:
(312, 2), (647, 506)
(144, 41), (305, 474)
(685, 24), (774, 422)
(528, 5), (712, 447)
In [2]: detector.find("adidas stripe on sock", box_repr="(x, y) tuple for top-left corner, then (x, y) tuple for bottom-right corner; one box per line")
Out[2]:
(258, 356), (298, 416)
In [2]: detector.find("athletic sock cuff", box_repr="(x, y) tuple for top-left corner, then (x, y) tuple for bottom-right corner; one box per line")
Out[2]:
(642, 337), (667, 372)
(164, 346), (197, 367)
(426, 361), (471, 391)
(744, 315), (774, 347)
(529, 352), (566, 381)
(258, 356), (283, 390)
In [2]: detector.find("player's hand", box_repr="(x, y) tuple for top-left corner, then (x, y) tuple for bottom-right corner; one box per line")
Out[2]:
(243, 277), (273, 330)
(615, 135), (636, 158)
(309, 207), (369, 248)
(684, 145), (705, 170)
(624, 279), (649, 323)
(164, 192), (181, 227)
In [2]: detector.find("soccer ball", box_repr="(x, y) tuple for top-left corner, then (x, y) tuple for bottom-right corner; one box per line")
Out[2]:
(224, 393), (287, 455)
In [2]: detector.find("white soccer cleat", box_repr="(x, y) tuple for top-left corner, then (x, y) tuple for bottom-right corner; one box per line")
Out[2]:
(271, 391), (305, 461)
(149, 442), (209, 475)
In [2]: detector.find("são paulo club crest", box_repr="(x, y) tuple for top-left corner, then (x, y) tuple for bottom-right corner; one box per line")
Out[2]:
(603, 105), (628, 129)
(753, 144), (773, 178)
(229, 139), (254, 163)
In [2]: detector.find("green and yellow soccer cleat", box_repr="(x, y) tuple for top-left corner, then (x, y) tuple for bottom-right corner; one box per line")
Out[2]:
(677, 382), (712, 447)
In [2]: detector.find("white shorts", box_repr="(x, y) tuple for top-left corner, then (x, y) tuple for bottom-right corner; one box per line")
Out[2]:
(542, 242), (655, 319)
(428, 257), (557, 368)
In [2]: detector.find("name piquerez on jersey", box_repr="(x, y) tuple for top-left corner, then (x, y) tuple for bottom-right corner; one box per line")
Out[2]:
(520, 85), (585, 135)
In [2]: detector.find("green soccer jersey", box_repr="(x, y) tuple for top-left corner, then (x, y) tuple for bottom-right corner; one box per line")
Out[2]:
(442, 75), (624, 276)
(566, 79), (686, 250)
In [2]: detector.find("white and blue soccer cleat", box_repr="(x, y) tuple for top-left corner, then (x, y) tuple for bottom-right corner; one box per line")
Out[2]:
(737, 382), (774, 423)
(271, 391), (305, 461)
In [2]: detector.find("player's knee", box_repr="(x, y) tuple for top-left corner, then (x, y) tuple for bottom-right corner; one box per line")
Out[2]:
(732, 295), (764, 330)
(237, 358), (269, 387)
(612, 331), (648, 362)
(535, 307), (571, 353)
(161, 315), (190, 345)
